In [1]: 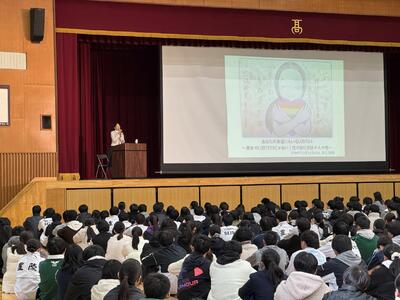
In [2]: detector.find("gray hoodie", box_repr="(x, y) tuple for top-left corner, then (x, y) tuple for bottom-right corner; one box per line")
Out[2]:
(247, 244), (289, 271)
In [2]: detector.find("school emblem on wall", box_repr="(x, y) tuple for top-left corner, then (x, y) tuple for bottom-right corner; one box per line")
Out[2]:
(291, 19), (303, 35)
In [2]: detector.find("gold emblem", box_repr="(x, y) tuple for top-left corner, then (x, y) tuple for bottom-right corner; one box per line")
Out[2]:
(291, 19), (303, 35)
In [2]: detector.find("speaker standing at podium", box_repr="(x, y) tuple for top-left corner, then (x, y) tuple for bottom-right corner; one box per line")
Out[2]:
(108, 123), (125, 167)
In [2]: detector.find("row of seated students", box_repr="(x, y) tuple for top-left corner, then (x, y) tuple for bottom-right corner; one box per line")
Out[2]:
(1, 193), (400, 299)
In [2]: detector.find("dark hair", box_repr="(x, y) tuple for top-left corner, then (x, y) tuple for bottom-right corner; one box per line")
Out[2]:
(220, 202), (229, 212)
(11, 226), (25, 237)
(388, 221), (400, 237)
(61, 244), (83, 273)
(169, 209), (179, 221)
(118, 201), (126, 211)
(47, 237), (66, 255)
(63, 210), (78, 222)
(110, 206), (119, 216)
(296, 217), (311, 233)
(52, 213), (62, 222)
(374, 192), (383, 204)
(233, 227), (253, 242)
(143, 273), (170, 299)
(333, 221), (350, 236)
(92, 210), (100, 221)
(43, 207), (55, 218)
(363, 197), (373, 206)
(119, 212), (129, 222)
(370, 204), (380, 213)
(385, 212), (396, 223)
(222, 213), (234, 226)
(78, 204), (88, 213)
(102, 259), (122, 279)
(264, 231), (279, 246)
(210, 237), (224, 258)
(209, 224), (221, 237)
(300, 230), (319, 249)
(82, 245), (105, 260)
(377, 235), (392, 248)
(113, 222), (125, 240)
(190, 201), (199, 209)
(191, 234), (210, 254)
(343, 265), (371, 291)
(118, 259), (142, 300)
(281, 202), (292, 212)
(180, 207), (191, 217)
(84, 218), (96, 243)
(355, 215), (371, 230)
(261, 249), (284, 290)
(32, 205), (41, 215)
(26, 239), (41, 253)
(294, 251), (318, 274)
(332, 234), (352, 254)
(383, 243), (400, 277)
(135, 213), (146, 225)
(138, 204), (147, 213)
(260, 217), (276, 232)
(100, 210), (110, 219)
(275, 210), (288, 222)
(159, 230), (174, 247)
(20, 230), (34, 245)
(194, 206), (204, 216)
(131, 227), (143, 250)
(153, 202), (164, 213)
(96, 220), (110, 233)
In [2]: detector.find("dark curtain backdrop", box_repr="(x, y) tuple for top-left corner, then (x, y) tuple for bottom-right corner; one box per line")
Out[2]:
(57, 33), (400, 178)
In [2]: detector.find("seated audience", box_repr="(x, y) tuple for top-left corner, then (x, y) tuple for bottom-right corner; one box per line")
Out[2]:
(368, 204), (383, 230)
(23, 205), (42, 239)
(323, 265), (376, 300)
(58, 210), (83, 244)
(106, 221), (133, 262)
(38, 207), (55, 235)
(368, 235), (393, 270)
(388, 221), (400, 245)
(247, 231), (288, 271)
(353, 215), (379, 264)
(177, 234), (212, 300)
(278, 217), (311, 258)
(56, 244), (83, 300)
(317, 235), (366, 290)
(239, 249), (285, 300)
(232, 226), (258, 260)
(65, 245), (107, 299)
(272, 210), (294, 240)
(252, 216), (276, 249)
(91, 259), (122, 300)
(92, 220), (112, 252)
(367, 243), (400, 300)
(77, 204), (92, 223)
(126, 227), (148, 262)
(286, 230), (326, 275)
(73, 218), (99, 250)
(105, 207), (120, 233)
(208, 240), (256, 300)
(104, 258), (144, 300)
(220, 213), (238, 241)
(143, 273), (170, 300)
(38, 237), (66, 300)
(275, 252), (331, 300)
(2, 236), (24, 293)
(14, 239), (44, 300)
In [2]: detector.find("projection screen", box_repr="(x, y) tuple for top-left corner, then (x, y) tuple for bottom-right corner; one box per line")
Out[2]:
(161, 46), (388, 174)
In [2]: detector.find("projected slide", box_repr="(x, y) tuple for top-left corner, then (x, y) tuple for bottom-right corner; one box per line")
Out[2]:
(225, 56), (345, 158)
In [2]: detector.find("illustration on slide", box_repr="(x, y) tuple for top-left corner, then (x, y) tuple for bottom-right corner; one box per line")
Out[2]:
(237, 57), (335, 138)
(265, 62), (311, 137)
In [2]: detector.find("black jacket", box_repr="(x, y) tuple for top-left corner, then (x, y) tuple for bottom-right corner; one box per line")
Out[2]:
(142, 242), (187, 274)
(64, 258), (106, 300)
(323, 285), (377, 300)
(92, 232), (112, 252)
(23, 215), (42, 239)
(77, 212), (92, 224)
(367, 264), (396, 300)
(277, 234), (301, 258)
(104, 285), (144, 300)
(239, 270), (280, 300)
(177, 252), (211, 300)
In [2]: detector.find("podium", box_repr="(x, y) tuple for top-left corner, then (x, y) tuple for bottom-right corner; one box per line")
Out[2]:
(111, 143), (147, 178)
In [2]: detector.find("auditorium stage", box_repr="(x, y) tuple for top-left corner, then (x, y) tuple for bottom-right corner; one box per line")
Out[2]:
(2, 174), (400, 227)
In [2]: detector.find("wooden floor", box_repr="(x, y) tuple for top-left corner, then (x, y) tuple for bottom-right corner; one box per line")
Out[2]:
(2, 174), (400, 227)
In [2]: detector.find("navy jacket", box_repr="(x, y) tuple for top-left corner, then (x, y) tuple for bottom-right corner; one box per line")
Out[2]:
(238, 270), (279, 300)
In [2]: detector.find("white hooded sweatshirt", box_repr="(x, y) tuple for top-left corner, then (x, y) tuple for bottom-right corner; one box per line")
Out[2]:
(91, 279), (120, 300)
(275, 271), (331, 300)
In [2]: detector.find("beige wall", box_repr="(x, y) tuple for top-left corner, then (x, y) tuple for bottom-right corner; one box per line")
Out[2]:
(0, 0), (56, 153)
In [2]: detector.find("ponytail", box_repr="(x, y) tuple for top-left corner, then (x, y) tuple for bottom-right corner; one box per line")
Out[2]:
(117, 276), (130, 300)
(131, 227), (142, 250)
(261, 249), (284, 291)
(86, 226), (95, 243)
(113, 222), (125, 241)
(391, 252), (400, 278)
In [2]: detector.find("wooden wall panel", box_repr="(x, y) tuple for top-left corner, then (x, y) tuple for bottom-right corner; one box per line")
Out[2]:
(320, 184), (357, 203)
(113, 188), (156, 208)
(158, 187), (199, 209)
(358, 183), (394, 201)
(281, 184), (319, 206)
(0, 153), (57, 208)
(0, 0), (56, 153)
(396, 183), (400, 198)
(46, 188), (66, 214)
(66, 189), (111, 211)
(200, 186), (240, 209)
(96, 0), (400, 17)
(242, 185), (280, 210)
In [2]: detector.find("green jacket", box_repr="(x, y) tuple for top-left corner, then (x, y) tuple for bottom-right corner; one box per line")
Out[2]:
(38, 254), (64, 300)
(352, 230), (378, 264)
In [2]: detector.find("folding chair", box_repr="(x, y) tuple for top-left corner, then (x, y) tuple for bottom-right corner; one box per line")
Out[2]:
(96, 154), (109, 179)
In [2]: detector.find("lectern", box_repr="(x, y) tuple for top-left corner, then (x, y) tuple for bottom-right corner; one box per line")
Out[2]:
(111, 143), (147, 178)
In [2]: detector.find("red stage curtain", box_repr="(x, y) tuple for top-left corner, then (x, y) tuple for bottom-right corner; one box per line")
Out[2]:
(56, 33), (80, 174)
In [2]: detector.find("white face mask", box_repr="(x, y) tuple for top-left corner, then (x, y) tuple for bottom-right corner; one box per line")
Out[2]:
(396, 289), (400, 300)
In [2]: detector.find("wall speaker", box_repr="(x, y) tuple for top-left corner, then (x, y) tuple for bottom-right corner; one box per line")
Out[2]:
(30, 8), (45, 43)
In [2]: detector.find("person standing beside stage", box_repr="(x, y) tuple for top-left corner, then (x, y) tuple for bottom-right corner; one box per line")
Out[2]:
(108, 123), (125, 168)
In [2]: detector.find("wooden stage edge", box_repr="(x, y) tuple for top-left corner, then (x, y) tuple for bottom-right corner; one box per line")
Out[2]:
(2, 174), (400, 226)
